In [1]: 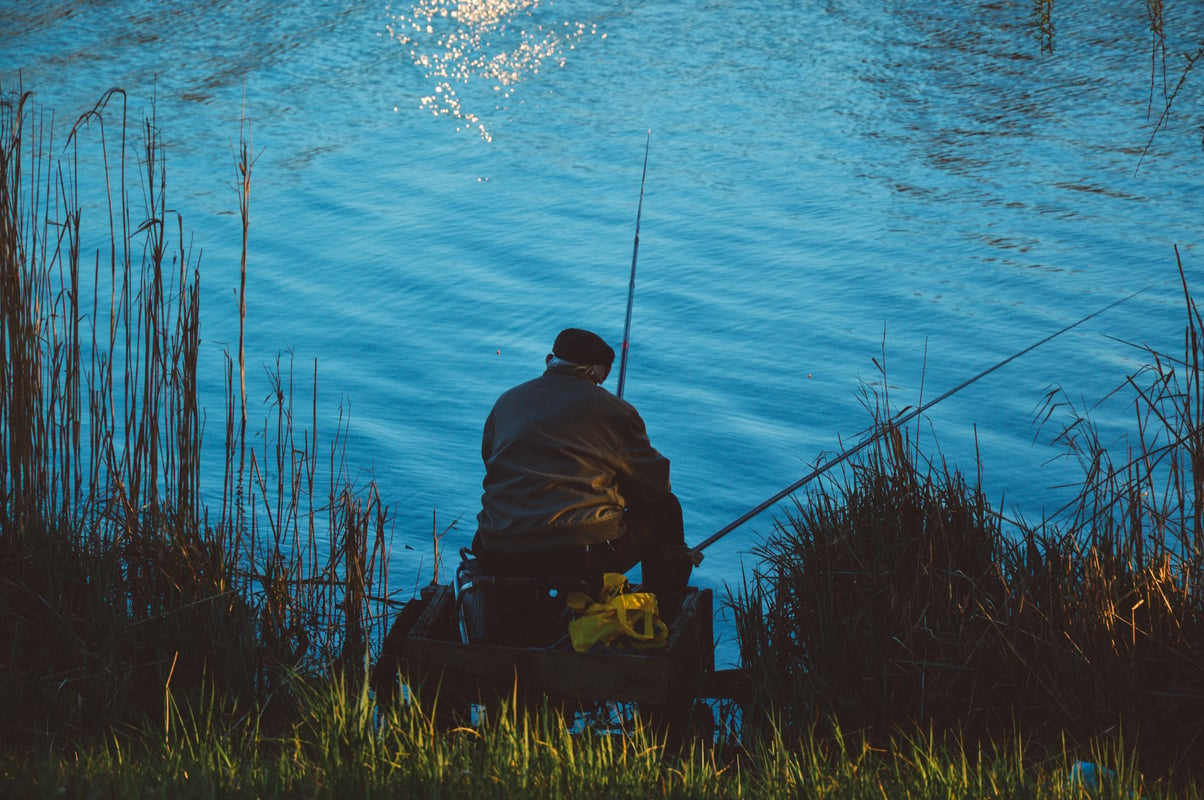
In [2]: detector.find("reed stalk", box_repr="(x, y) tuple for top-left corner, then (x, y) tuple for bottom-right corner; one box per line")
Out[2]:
(0, 85), (395, 746)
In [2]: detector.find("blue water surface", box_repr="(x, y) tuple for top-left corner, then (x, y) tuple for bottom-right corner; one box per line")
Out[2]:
(4, 0), (1203, 665)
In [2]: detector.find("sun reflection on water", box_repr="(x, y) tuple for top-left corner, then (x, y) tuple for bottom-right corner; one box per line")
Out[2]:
(386, 0), (601, 141)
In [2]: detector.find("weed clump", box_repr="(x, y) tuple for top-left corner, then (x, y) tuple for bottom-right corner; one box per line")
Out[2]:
(734, 258), (1204, 779)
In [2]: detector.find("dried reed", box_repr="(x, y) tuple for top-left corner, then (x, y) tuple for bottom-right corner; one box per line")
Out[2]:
(0, 86), (395, 746)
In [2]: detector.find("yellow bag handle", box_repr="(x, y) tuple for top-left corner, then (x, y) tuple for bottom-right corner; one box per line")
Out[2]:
(566, 573), (669, 652)
(609, 593), (658, 640)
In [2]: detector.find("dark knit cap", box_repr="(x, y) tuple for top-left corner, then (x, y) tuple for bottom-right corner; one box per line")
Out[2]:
(552, 328), (615, 367)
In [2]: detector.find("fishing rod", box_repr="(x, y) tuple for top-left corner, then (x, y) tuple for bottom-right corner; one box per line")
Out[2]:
(687, 286), (1149, 563)
(616, 130), (651, 399)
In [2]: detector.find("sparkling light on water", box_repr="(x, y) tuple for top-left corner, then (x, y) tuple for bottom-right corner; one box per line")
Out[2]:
(385, 0), (600, 141)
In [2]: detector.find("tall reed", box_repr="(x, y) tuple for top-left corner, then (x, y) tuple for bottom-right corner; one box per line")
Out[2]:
(0, 86), (394, 746)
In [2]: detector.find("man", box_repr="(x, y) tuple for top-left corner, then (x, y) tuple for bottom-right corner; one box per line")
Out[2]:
(471, 327), (693, 601)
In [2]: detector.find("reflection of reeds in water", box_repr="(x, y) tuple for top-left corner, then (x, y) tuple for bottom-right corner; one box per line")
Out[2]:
(735, 255), (1204, 777)
(1033, 0), (1054, 55)
(0, 88), (393, 744)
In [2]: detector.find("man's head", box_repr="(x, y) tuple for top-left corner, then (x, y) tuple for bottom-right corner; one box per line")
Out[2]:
(549, 328), (615, 384)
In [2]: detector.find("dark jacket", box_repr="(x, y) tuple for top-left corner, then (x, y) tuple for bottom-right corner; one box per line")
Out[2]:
(475, 364), (672, 554)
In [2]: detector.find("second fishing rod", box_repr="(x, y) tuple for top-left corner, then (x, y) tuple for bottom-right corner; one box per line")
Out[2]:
(686, 286), (1149, 563)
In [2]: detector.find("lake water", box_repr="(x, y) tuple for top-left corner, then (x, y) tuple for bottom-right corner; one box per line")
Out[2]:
(4, 0), (1203, 666)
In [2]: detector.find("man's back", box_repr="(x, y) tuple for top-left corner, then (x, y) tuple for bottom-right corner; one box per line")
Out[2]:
(476, 364), (670, 555)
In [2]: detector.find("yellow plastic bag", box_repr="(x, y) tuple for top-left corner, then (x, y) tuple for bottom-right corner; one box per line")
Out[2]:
(565, 573), (669, 653)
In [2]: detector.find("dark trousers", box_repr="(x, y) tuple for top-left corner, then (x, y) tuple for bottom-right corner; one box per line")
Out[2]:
(471, 491), (691, 596)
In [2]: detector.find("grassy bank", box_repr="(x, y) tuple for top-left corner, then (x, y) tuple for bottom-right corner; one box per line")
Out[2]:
(0, 677), (1176, 798)
(2, 87), (1202, 797)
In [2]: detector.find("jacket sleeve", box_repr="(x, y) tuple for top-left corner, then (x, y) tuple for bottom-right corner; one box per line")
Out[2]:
(609, 401), (673, 503)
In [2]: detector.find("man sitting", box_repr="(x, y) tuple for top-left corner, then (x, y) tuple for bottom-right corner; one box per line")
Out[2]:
(470, 328), (693, 608)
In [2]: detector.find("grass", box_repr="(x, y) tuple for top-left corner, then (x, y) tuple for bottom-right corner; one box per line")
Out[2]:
(731, 252), (1204, 787)
(0, 676), (1181, 799)
(2, 85), (1203, 796)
